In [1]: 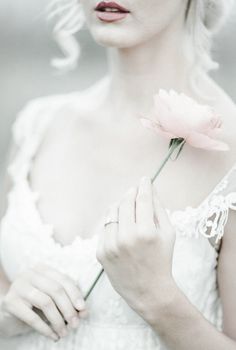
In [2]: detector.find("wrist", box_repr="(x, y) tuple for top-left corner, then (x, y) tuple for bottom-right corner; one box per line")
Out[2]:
(139, 277), (179, 326)
(0, 299), (31, 337)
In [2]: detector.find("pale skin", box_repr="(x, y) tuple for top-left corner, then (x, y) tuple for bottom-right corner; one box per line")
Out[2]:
(0, 0), (236, 347)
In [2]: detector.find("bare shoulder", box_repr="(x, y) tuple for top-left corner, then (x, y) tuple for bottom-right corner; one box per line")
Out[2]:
(203, 76), (236, 151)
(32, 75), (110, 157)
(53, 74), (109, 121)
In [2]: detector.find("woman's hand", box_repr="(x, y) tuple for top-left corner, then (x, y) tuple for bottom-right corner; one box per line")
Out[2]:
(1, 263), (87, 341)
(96, 176), (177, 321)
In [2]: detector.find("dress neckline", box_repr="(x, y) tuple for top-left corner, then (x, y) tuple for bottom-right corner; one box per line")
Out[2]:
(26, 161), (236, 250)
(20, 76), (236, 249)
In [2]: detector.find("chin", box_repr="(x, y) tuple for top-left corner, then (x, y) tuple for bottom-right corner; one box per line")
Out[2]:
(91, 29), (131, 48)
(89, 23), (149, 49)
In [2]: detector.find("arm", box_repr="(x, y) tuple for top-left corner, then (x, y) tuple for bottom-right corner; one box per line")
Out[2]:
(0, 145), (32, 336)
(0, 265), (33, 337)
(96, 176), (236, 350)
(143, 208), (236, 349)
(0, 143), (87, 340)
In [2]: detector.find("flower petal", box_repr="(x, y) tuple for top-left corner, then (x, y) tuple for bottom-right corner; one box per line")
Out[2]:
(139, 118), (176, 139)
(187, 131), (230, 151)
(153, 96), (190, 137)
(143, 90), (228, 152)
(206, 127), (222, 138)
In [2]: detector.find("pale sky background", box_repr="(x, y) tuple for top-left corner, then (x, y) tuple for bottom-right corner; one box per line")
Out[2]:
(0, 1), (235, 348)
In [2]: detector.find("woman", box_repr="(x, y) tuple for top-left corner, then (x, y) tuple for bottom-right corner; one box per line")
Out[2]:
(0, 0), (236, 349)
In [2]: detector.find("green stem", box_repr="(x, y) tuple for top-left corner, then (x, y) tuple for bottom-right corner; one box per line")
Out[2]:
(84, 138), (186, 301)
(85, 267), (104, 300)
(151, 139), (185, 183)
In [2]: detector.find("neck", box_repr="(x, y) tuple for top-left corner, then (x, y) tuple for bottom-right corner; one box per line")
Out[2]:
(104, 13), (192, 121)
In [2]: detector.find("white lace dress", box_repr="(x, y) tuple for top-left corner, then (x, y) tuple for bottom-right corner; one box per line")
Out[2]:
(1, 75), (236, 350)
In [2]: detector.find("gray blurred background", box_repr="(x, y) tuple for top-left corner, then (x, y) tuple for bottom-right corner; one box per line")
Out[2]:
(0, 0), (235, 348)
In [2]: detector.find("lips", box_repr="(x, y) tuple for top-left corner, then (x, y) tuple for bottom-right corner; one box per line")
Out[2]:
(95, 1), (130, 22)
(95, 1), (130, 13)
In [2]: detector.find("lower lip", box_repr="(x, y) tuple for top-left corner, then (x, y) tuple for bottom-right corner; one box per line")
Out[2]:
(95, 10), (129, 22)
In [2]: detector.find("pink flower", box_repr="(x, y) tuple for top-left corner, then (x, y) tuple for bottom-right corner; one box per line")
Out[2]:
(140, 90), (230, 151)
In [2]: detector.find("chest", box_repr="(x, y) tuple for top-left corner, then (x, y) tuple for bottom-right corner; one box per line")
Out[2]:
(29, 115), (229, 245)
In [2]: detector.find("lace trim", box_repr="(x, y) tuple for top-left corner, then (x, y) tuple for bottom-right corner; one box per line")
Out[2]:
(198, 192), (236, 243)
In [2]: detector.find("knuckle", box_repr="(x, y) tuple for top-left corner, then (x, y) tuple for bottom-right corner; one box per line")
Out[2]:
(30, 316), (38, 327)
(137, 226), (156, 242)
(11, 282), (22, 295)
(147, 226), (158, 238)
(62, 274), (73, 285)
(1, 296), (13, 312)
(40, 296), (53, 309)
(116, 237), (125, 249)
(62, 280), (77, 294)
(56, 270), (68, 280)
(68, 284), (82, 298)
(104, 247), (119, 260)
(28, 315), (39, 327)
(137, 225), (149, 237)
(65, 310), (77, 319)
(143, 232), (157, 243)
(52, 284), (65, 297)
(117, 237), (134, 251)
(27, 287), (39, 301)
(3, 291), (19, 308)
(52, 320), (65, 330)
(96, 248), (105, 263)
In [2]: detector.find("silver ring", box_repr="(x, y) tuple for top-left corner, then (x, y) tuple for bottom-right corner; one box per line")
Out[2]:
(104, 220), (119, 227)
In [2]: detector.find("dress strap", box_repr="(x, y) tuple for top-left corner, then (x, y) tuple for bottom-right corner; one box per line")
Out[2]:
(197, 164), (236, 245)
(7, 75), (111, 185)
(7, 95), (66, 184)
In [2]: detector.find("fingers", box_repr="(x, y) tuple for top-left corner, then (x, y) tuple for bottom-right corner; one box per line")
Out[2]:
(2, 264), (88, 341)
(118, 187), (137, 244)
(136, 176), (156, 231)
(23, 286), (68, 338)
(119, 188), (136, 229)
(29, 274), (78, 333)
(152, 185), (170, 231)
(98, 176), (160, 262)
(103, 203), (119, 257)
(33, 265), (86, 321)
(2, 297), (59, 341)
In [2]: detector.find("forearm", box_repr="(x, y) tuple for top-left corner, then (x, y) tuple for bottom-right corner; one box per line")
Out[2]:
(0, 299), (31, 337)
(0, 268), (31, 337)
(144, 281), (236, 350)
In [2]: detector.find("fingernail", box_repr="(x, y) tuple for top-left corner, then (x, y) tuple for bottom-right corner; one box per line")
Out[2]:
(70, 316), (80, 328)
(79, 309), (89, 319)
(60, 328), (68, 338)
(51, 333), (59, 341)
(75, 299), (86, 310)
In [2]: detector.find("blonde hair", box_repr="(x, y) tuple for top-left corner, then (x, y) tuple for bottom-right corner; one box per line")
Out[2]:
(185, 0), (234, 93)
(47, 0), (86, 71)
(47, 0), (234, 81)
